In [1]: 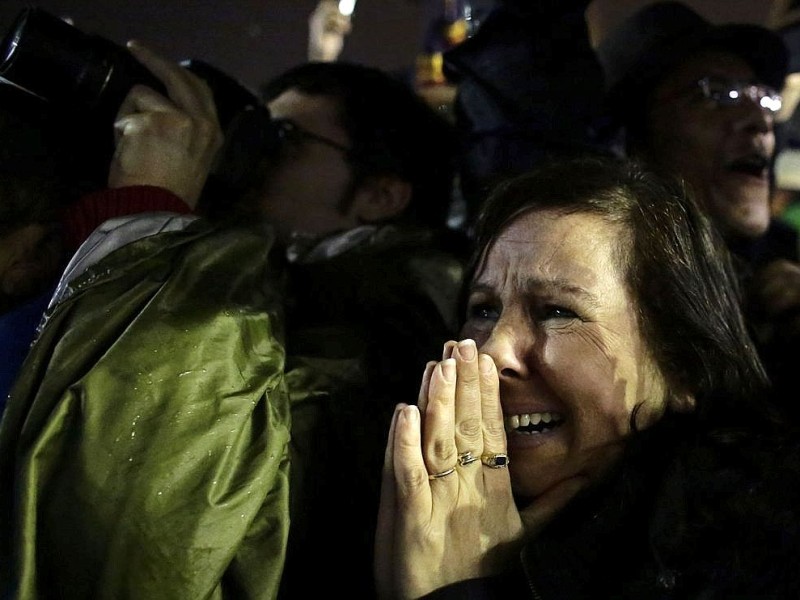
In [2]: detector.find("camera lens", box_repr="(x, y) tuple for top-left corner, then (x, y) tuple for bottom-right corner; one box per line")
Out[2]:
(0, 8), (165, 116)
(1, 8), (94, 105)
(0, 17), (21, 67)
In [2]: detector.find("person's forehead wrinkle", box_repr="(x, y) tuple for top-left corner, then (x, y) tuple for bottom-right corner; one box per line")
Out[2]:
(520, 277), (602, 309)
(471, 271), (602, 310)
(475, 227), (608, 305)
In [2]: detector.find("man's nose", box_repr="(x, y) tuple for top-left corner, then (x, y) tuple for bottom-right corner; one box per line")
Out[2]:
(733, 91), (775, 135)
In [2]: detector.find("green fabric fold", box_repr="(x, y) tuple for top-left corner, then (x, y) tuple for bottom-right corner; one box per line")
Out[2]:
(0, 222), (292, 600)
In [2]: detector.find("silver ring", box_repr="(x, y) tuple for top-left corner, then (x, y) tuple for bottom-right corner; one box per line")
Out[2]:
(428, 467), (456, 480)
(481, 453), (510, 468)
(458, 451), (479, 466)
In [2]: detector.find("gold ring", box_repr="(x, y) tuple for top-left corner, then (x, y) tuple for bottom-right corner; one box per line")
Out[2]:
(458, 451), (479, 466)
(428, 467), (456, 480)
(481, 453), (510, 468)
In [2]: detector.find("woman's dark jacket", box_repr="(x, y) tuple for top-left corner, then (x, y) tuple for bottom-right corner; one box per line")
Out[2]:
(426, 414), (800, 599)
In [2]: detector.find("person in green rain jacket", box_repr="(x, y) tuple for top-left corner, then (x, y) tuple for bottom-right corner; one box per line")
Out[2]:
(0, 44), (464, 599)
(0, 216), (292, 599)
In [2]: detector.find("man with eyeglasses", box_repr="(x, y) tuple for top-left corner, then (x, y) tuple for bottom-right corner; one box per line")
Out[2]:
(0, 44), (464, 599)
(597, 1), (800, 419)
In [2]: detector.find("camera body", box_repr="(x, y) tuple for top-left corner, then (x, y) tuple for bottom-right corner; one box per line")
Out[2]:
(0, 7), (279, 208)
(1, 7), (169, 120)
(0, 7), (262, 126)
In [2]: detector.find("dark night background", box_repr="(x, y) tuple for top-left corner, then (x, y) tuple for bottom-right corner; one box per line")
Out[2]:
(0, 0), (427, 94)
(0, 1), (779, 96)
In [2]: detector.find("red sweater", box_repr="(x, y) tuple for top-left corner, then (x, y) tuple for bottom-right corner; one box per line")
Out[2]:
(62, 185), (192, 253)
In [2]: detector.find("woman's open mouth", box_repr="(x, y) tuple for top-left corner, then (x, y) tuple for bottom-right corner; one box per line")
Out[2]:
(505, 412), (565, 435)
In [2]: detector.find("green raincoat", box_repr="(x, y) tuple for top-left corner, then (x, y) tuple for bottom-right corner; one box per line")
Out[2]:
(0, 220), (292, 600)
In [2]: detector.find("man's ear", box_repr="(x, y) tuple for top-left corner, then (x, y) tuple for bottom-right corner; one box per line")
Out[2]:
(350, 175), (411, 223)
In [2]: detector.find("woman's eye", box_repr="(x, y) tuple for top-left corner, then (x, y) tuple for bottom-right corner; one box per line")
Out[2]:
(539, 305), (578, 321)
(467, 303), (499, 322)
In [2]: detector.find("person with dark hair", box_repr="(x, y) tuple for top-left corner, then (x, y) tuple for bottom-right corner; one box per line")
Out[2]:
(376, 155), (800, 599)
(253, 60), (467, 598)
(256, 60), (456, 236)
(441, 0), (610, 230)
(0, 41), (464, 598)
(595, 1), (800, 417)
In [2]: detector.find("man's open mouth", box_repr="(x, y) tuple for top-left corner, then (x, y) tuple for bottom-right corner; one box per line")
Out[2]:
(726, 154), (769, 177)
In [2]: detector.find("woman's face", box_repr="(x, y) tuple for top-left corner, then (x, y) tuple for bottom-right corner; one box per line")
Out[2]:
(461, 209), (669, 502)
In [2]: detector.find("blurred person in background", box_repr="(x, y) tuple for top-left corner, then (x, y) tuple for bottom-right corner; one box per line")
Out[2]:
(596, 1), (800, 419)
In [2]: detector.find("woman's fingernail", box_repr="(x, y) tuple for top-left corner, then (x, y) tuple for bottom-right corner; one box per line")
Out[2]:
(402, 405), (419, 424)
(480, 353), (495, 374)
(441, 358), (456, 382)
(457, 339), (476, 361)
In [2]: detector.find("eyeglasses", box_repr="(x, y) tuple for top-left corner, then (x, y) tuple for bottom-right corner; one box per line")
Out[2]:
(693, 77), (783, 113)
(271, 118), (353, 156)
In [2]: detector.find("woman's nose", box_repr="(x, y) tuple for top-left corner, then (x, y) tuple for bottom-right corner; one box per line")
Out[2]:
(479, 322), (533, 380)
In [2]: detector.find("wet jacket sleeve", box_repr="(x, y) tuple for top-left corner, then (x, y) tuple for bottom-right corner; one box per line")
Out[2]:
(0, 221), (291, 600)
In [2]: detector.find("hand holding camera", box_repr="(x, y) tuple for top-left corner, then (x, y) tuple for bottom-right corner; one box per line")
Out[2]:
(0, 7), (267, 210)
(110, 41), (223, 208)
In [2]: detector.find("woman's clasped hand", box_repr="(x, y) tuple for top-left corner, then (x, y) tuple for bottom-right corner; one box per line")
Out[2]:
(376, 338), (524, 599)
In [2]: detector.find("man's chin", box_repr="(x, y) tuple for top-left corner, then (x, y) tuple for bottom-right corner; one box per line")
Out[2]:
(720, 212), (771, 241)
(711, 193), (771, 241)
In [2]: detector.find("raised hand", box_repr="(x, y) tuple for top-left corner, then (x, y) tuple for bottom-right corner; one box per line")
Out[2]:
(375, 339), (525, 599)
(308, 0), (353, 62)
(108, 41), (224, 209)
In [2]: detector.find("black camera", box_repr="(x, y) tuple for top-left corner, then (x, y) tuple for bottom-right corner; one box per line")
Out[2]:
(1, 7), (166, 119)
(0, 7), (280, 209)
(0, 7), (261, 126)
